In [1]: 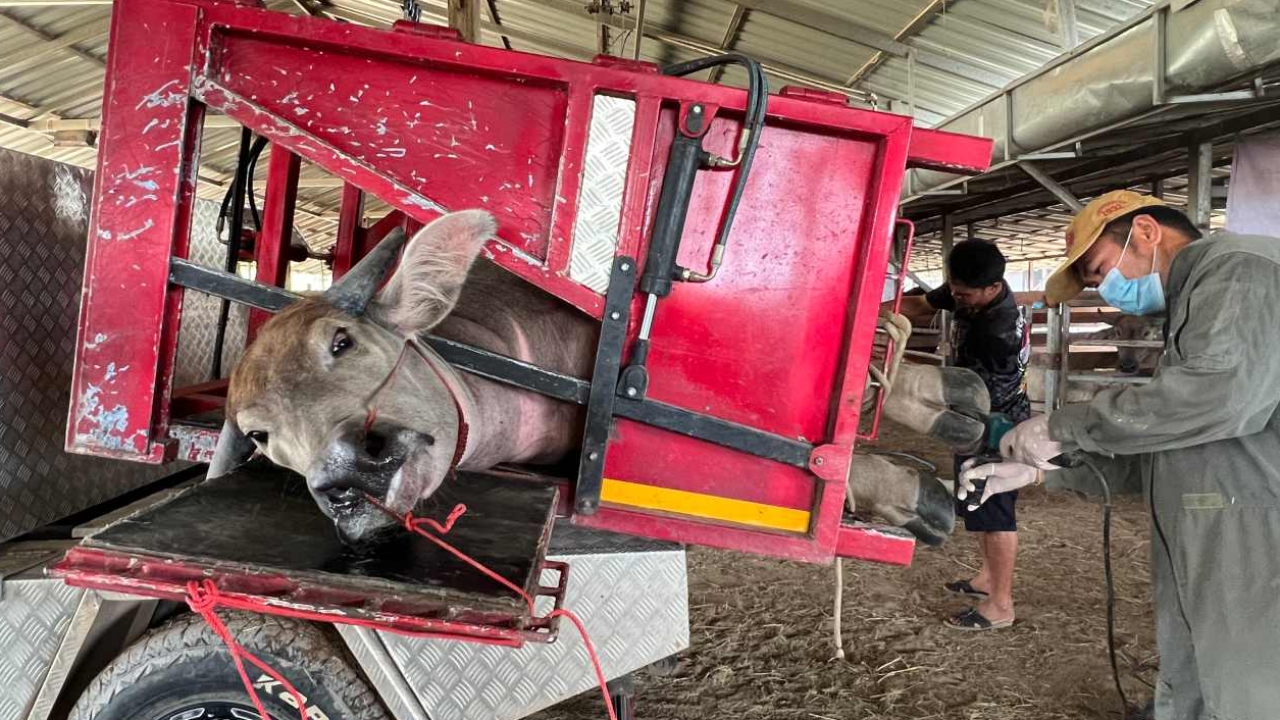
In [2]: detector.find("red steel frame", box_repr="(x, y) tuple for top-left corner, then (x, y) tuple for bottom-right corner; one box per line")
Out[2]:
(67, 0), (991, 566)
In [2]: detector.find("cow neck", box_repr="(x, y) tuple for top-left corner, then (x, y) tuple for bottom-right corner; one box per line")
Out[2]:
(404, 339), (476, 470)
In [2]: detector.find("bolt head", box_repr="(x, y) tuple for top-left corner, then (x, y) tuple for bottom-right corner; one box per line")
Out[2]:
(815, 457), (825, 466)
(692, 106), (703, 114)
(588, 451), (600, 461)
(620, 261), (631, 272)
(626, 387), (638, 397)
(610, 311), (621, 320)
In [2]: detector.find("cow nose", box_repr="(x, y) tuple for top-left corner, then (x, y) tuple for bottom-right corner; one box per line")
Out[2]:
(1118, 357), (1139, 374)
(308, 420), (432, 503)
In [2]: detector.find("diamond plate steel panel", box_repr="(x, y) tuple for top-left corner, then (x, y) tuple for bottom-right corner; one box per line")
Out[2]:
(0, 565), (85, 720)
(569, 95), (635, 294)
(0, 149), (179, 543)
(547, 521), (680, 556)
(379, 545), (687, 720)
(172, 198), (249, 389)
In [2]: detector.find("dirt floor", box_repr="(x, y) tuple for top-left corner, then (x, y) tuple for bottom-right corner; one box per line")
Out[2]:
(533, 421), (1158, 720)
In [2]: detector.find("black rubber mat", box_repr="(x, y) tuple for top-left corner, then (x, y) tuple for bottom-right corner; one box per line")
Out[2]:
(83, 460), (558, 616)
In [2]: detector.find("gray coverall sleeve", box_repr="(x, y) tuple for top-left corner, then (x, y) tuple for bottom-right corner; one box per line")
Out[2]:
(1049, 257), (1280, 456)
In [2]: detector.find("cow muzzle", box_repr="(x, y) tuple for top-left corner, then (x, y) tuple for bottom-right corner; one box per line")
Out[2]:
(306, 418), (437, 544)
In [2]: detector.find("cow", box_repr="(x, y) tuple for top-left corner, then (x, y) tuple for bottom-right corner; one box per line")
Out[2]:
(212, 211), (981, 547)
(1026, 314), (1163, 405)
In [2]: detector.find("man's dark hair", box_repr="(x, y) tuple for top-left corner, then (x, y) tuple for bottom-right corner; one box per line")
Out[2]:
(947, 240), (1005, 288)
(1104, 205), (1203, 243)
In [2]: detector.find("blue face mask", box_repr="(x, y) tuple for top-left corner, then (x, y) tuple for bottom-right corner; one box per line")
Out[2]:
(1097, 227), (1165, 315)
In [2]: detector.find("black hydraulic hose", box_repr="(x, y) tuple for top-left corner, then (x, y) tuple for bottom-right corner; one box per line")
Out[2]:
(212, 127), (254, 380)
(245, 136), (269, 231)
(661, 53), (767, 261)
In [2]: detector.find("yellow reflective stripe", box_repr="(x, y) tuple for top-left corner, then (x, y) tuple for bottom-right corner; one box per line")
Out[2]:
(600, 478), (811, 533)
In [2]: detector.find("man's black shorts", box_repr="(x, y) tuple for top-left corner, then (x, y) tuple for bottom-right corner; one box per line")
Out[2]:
(954, 455), (1018, 532)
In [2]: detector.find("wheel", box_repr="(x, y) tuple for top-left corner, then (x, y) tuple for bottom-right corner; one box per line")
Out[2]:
(70, 611), (389, 720)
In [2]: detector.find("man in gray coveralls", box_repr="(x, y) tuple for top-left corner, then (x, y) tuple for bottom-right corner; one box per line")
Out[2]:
(958, 189), (1280, 720)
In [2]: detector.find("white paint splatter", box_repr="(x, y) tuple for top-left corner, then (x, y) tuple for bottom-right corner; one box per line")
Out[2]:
(402, 194), (446, 213)
(380, 147), (406, 157)
(135, 80), (184, 110)
(133, 179), (159, 191)
(282, 91), (300, 104)
(84, 332), (108, 350)
(116, 219), (155, 241)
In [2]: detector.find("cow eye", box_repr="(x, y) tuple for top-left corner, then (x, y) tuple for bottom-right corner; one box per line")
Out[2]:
(331, 328), (354, 357)
(246, 430), (269, 445)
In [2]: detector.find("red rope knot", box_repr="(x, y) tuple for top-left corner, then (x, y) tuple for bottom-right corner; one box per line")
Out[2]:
(185, 579), (220, 614)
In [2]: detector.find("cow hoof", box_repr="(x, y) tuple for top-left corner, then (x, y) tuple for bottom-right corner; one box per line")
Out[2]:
(910, 473), (955, 545)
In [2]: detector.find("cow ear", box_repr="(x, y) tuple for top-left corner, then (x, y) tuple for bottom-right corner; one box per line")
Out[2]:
(370, 210), (496, 335)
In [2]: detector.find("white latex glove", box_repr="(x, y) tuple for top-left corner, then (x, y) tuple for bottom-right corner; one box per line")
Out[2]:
(957, 460), (1041, 510)
(999, 415), (1068, 470)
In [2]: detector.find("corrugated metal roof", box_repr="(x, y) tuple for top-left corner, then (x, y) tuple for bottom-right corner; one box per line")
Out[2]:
(0, 0), (1158, 273)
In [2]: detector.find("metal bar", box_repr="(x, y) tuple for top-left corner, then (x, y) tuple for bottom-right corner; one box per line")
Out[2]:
(1186, 137), (1213, 230)
(728, 0), (909, 56)
(248, 146), (301, 341)
(514, 0), (872, 102)
(1058, 0), (1079, 49)
(576, 257), (637, 515)
(426, 336), (815, 468)
(1165, 90), (1258, 104)
(1066, 372), (1152, 385)
(615, 398), (812, 467)
(0, 11), (105, 70)
(845, 0), (950, 86)
(170, 259), (301, 313)
(707, 5), (747, 83)
(1017, 160), (1084, 212)
(0, 18), (108, 77)
(1152, 5), (1167, 106)
(333, 183), (365, 279)
(903, 349), (944, 361)
(631, 0), (645, 60)
(1070, 339), (1165, 348)
(1044, 305), (1062, 414)
(426, 337), (590, 405)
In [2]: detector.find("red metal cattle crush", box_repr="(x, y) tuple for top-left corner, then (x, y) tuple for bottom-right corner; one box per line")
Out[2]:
(67, 0), (991, 565)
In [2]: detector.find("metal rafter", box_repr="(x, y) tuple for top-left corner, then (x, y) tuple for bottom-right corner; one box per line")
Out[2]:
(0, 11), (106, 71)
(728, 0), (909, 57)
(512, 0), (873, 101)
(708, 5), (748, 84)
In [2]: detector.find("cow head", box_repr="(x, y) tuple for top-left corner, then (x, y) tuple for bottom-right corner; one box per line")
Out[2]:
(217, 210), (496, 545)
(1112, 315), (1162, 375)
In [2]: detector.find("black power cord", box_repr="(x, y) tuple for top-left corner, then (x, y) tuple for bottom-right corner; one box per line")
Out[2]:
(1052, 451), (1129, 719)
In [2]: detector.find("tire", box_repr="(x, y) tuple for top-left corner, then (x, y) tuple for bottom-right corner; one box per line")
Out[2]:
(70, 611), (390, 720)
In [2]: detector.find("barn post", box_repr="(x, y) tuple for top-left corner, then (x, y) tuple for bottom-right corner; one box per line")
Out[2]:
(1186, 137), (1214, 232)
(938, 214), (954, 366)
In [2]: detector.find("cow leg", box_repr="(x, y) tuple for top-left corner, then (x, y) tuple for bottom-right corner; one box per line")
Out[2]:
(882, 364), (990, 454)
(848, 453), (954, 546)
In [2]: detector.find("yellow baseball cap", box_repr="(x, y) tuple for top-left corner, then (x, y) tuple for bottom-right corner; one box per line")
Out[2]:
(1043, 190), (1167, 305)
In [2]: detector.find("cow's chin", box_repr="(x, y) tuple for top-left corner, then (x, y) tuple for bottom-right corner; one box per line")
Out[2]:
(326, 444), (449, 548)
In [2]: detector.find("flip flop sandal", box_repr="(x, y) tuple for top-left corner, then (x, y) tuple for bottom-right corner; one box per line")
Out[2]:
(945, 607), (1013, 631)
(944, 580), (989, 599)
